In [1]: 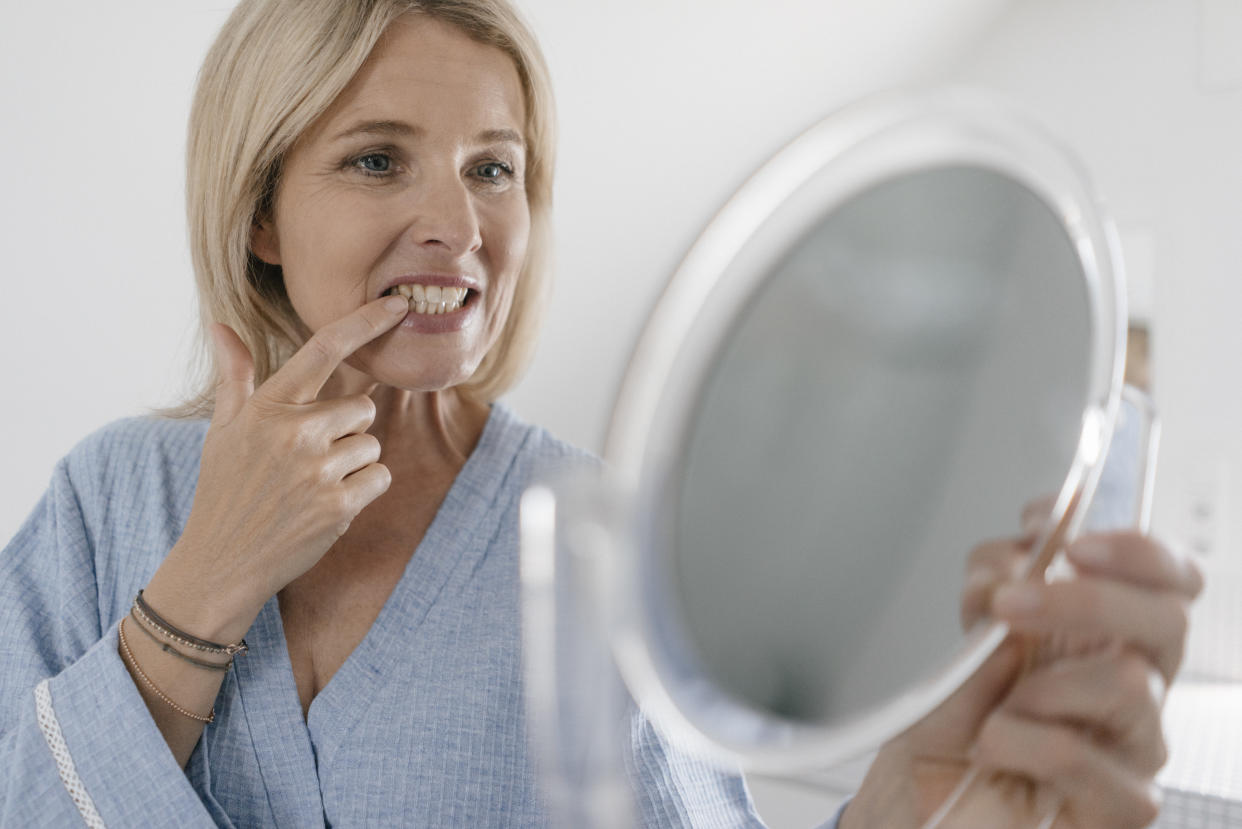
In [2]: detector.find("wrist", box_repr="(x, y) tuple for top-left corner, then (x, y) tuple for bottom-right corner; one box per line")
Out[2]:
(144, 546), (268, 645)
(841, 741), (921, 828)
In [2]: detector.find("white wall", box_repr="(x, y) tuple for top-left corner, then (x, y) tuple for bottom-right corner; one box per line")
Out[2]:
(927, 0), (1242, 684)
(0, 2), (227, 533)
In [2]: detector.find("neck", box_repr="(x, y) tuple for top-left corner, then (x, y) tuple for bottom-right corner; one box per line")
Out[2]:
(320, 368), (491, 472)
(368, 385), (490, 467)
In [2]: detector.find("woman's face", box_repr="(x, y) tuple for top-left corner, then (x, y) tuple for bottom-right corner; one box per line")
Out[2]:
(252, 15), (530, 393)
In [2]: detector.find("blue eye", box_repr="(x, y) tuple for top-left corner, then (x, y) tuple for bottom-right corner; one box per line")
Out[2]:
(355, 153), (392, 174)
(475, 162), (511, 180)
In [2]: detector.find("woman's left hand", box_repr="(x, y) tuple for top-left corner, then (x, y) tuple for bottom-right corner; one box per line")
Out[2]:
(843, 531), (1203, 828)
(979, 531), (1203, 826)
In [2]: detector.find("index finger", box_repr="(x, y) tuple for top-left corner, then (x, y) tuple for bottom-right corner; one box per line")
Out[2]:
(265, 295), (409, 403)
(1067, 531), (1204, 599)
(1020, 493), (1057, 539)
(961, 538), (1030, 630)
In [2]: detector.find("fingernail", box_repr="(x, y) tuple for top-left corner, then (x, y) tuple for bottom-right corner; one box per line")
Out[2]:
(1070, 538), (1110, 567)
(382, 295), (409, 313)
(1022, 513), (1050, 539)
(993, 583), (1042, 616)
(963, 569), (994, 594)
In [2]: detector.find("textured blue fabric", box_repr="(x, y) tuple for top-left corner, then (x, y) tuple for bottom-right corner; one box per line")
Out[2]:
(2, 405), (838, 828)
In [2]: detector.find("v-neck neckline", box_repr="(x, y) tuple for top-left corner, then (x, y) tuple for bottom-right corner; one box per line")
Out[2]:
(230, 404), (530, 826)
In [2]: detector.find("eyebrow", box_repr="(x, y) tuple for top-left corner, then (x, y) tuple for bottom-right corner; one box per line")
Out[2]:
(331, 120), (525, 148)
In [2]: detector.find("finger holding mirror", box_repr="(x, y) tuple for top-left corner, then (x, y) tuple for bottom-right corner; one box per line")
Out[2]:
(960, 533), (1035, 633)
(900, 393), (1200, 828)
(850, 529), (1203, 829)
(959, 493), (1067, 633)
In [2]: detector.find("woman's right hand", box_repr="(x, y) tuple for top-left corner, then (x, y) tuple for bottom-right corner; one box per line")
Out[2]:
(145, 295), (410, 641)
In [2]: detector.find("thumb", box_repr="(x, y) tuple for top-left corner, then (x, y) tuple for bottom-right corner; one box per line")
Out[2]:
(209, 322), (255, 425)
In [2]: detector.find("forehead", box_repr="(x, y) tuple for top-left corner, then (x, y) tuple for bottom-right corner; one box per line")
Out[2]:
(316, 15), (525, 141)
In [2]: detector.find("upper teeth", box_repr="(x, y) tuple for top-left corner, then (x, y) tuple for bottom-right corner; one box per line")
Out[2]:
(385, 284), (469, 314)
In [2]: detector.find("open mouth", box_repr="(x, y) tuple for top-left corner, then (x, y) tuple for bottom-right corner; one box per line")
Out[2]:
(381, 283), (475, 315)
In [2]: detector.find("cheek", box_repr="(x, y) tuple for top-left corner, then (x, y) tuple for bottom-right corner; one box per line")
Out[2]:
(490, 200), (531, 286)
(279, 201), (395, 329)
(485, 205), (530, 326)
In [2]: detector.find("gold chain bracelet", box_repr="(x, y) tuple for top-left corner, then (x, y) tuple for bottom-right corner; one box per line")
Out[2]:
(118, 617), (215, 724)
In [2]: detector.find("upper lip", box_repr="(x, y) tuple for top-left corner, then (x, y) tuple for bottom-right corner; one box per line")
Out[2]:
(378, 273), (481, 298)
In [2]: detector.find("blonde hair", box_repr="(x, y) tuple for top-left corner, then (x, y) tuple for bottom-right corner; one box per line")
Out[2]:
(173, 0), (555, 416)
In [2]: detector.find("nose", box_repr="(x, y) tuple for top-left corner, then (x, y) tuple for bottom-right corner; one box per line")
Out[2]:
(406, 170), (482, 256)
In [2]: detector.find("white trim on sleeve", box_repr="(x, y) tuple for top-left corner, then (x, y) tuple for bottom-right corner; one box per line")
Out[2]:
(34, 678), (107, 828)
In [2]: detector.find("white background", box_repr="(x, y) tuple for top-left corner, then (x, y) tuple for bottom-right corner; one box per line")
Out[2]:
(2, 1), (1240, 826)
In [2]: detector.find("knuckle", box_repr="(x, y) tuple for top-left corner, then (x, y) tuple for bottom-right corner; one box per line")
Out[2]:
(274, 426), (300, 453)
(964, 541), (1027, 585)
(970, 538), (1011, 564)
(363, 463), (392, 501)
(1169, 601), (1190, 644)
(313, 457), (337, 486)
(973, 723), (1000, 763)
(325, 488), (356, 520)
(1043, 729), (1088, 779)
(973, 715), (1011, 767)
(1134, 784), (1162, 826)
(1115, 652), (1154, 705)
(965, 541), (992, 569)
(290, 417), (320, 449)
(247, 399), (284, 428)
(1184, 553), (1206, 597)
(355, 394), (378, 424)
(1148, 729), (1169, 772)
(307, 331), (342, 364)
(1057, 580), (1099, 625)
(363, 306), (388, 332)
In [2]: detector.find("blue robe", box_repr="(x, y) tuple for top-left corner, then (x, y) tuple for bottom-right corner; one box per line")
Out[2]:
(1, 405), (804, 827)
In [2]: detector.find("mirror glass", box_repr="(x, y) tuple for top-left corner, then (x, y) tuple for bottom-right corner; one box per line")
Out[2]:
(671, 165), (1089, 724)
(598, 93), (1123, 770)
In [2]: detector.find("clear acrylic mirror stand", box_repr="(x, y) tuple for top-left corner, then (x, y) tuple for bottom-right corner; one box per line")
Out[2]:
(522, 385), (1158, 829)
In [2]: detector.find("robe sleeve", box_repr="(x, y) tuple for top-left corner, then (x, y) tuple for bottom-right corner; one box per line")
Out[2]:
(626, 709), (848, 828)
(0, 455), (224, 827)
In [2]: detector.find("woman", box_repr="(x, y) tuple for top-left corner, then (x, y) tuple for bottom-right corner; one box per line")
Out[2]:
(0, 0), (1200, 826)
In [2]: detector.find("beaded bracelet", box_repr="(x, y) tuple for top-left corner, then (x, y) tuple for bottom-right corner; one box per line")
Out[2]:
(133, 590), (249, 657)
(128, 609), (231, 672)
(118, 617), (215, 724)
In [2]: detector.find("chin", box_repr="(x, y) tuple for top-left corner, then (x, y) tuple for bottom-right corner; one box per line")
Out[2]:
(349, 353), (481, 394)
(389, 371), (475, 394)
(344, 332), (489, 390)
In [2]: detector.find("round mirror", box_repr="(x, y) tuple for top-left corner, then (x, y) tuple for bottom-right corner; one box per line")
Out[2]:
(599, 91), (1126, 771)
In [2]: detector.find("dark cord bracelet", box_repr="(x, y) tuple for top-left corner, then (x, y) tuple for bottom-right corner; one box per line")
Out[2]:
(133, 590), (249, 657)
(118, 618), (214, 724)
(128, 609), (231, 671)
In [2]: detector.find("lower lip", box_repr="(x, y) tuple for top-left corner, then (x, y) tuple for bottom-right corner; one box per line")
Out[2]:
(393, 296), (479, 334)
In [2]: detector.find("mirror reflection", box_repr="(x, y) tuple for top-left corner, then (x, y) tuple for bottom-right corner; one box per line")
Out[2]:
(671, 165), (1090, 724)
